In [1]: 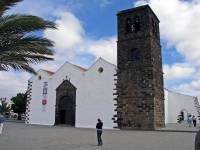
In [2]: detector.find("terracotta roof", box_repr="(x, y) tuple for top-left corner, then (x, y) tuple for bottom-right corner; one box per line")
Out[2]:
(41, 69), (54, 75)
(72, 64), (87, 72)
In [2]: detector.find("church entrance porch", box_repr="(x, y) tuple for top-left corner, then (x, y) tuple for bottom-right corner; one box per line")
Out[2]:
(55, 80), (76, 126)
(177, 109), (189, 123)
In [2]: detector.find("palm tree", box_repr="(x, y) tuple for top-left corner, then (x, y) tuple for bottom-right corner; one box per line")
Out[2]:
(0, 0), (56, 74)
(0, 101), (10, 115)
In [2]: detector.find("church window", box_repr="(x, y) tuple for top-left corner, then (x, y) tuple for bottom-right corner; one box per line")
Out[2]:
(155, 22), (159, 38)
(44, 82), (48, 87)
(38, 75), (42, 80)
(126, 18), (132, 33)
(131, 24), (135, 32)
(134, 16), (140, 32)
(98, 67), (103, 73)
(152, 19), (159, 38)
(43, 88), (47, 94)
(152, 19), (155, 33)
(129, 48), (140, 61)
(43, 82), (48, 95)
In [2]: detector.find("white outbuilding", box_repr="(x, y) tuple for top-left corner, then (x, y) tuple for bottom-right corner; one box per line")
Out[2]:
(25, 58), (200, 128)
(164, 89), (200, 124)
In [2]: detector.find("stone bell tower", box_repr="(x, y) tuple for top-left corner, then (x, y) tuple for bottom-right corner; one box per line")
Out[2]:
(115, 5), (165, 129)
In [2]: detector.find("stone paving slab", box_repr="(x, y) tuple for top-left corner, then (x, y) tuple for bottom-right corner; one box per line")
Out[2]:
(0, 122), (196, 150)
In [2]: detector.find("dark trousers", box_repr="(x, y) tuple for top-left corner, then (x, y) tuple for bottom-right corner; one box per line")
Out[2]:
(97, 130), (103, 145)
(193, 120), (197, 127)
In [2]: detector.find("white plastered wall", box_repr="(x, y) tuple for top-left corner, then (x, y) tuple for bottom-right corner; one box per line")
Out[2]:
(28, 58), (117, 129)
(165, 89), (199, 124)
(28, 59), (199, 127)
(28, 70), (55, 125)
(75, 59), (117, 129)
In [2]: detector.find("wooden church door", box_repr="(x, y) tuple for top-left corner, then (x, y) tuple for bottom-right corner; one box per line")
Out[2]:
(55, 80), (76, 126)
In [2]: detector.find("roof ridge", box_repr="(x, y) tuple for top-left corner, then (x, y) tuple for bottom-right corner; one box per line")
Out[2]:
(40, 69), (54, 75)
(71, 64), (87, 72)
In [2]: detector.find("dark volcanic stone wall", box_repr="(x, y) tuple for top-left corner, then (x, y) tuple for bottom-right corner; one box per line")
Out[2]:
(115, 5), (165, 129)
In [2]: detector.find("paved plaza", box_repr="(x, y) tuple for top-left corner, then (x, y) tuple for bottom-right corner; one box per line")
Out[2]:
(158, 123), (199, 132)
(0, 122), (198, 150)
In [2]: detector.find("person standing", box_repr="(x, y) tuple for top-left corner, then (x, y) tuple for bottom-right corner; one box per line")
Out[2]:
(193, 115), (197, 127)
(96, 118), (103, 146)
(188, 115), (192, 127)
(0, 114), (5, 135)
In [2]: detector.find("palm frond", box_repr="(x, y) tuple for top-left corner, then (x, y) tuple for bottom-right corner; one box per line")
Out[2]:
(0, 52), (54, 63)
(0, 64), (6, 71)
(0, 0), (22, 16)
(0, 14), (56, 35)
(0, 0), (57, 74)
(0, 61), (36, 74)
(0, 51), (54, 74)
(0, 35), (55, 55)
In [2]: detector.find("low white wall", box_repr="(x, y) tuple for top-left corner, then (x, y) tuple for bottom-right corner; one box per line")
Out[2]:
(165, 89), (199, 124)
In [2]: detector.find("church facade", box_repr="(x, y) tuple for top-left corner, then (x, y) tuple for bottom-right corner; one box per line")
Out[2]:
(25, 5), (200, 129)
(25, 57), (200, 129)
(26, 58), (118, 129)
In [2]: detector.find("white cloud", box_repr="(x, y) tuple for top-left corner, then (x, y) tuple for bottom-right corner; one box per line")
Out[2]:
(134, 0), (200, 97)
(44, 10), (117, 64)
(8, 0), (58, 18)
(174, 68), (200, 91)
(87, 37), (117, 64)
(135, 0), (200, 64)
(134, 0), (149, 6)
(0, 62), (60, 100)
(0, 9), (117, 99)
(0, 72), (31, 99)
(163, 64), (196, 80)
(8, 0), (82, 18)
(44, 11), (85, 61)
(98, 0), (112, 7)
(7, 0), (200, 99)
(173, 79), (200, 95)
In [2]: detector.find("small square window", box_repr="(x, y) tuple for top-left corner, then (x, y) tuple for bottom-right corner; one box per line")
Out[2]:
(38, 75), (42, 80)
(43, 88), (47, 94)
(126, 18), (132, 33)
(43, 82), (48, 87)
(129, 48), (140, 61)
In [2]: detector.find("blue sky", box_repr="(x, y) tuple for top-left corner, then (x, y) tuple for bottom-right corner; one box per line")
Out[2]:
(1, 0), (200, 99)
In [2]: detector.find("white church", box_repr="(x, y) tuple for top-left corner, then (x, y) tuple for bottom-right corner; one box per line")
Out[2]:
(25, 58), (200, 129)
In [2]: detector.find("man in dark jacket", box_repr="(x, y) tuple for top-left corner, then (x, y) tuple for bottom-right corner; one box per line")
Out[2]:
(96, 118), (103, 146)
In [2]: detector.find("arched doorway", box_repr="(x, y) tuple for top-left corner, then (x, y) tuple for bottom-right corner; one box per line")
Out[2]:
(55, 80), (76, 126)
(179, 109), (189, 121)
